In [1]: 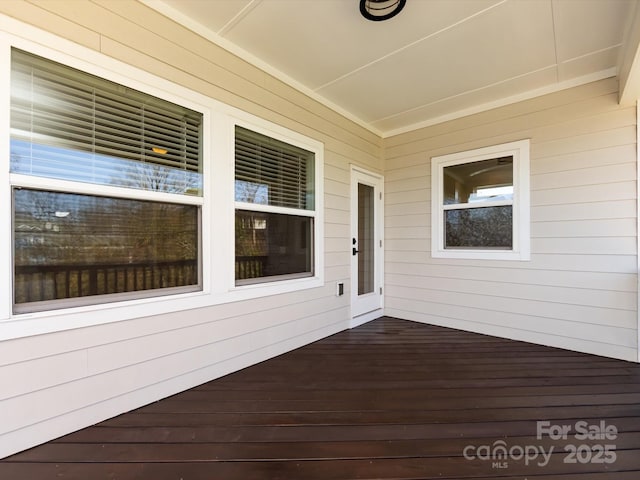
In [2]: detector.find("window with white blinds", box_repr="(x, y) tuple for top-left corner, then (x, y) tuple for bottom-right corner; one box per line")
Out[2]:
(235, 126), (314, 209)
(9, 47), (204, 313)
(2, 36), (324, 332)
(10, 48), (203, 196)
(234, 126), (316, 284)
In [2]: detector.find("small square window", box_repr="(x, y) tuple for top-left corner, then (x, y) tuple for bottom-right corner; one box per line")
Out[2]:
(431, 140), (530, 260)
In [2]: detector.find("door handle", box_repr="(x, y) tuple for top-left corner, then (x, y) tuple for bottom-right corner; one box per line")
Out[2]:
(352, 247), (359, 256)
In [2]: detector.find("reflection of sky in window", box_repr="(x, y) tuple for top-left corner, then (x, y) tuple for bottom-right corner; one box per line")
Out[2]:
(235, 180), (268, 204)
(469, 185), (514, 203)
(10, 139), (202, 196)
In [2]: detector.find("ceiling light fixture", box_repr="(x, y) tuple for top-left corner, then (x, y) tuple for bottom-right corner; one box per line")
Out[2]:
(359, 0), (406, 21)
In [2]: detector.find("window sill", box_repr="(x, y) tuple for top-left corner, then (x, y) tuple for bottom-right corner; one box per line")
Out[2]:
(431, 249), (530, 261)
(228, 274), (323, 302)
(0, 274), (324, 341)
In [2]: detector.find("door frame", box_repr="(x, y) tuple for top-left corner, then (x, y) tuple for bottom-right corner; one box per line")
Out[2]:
(350, 165), (384, 328)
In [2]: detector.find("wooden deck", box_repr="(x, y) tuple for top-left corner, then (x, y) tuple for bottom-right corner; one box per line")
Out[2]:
(2, 316), (640, 479)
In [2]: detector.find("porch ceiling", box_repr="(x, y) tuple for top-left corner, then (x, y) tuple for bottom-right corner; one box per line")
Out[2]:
(146, 0), (638, 137)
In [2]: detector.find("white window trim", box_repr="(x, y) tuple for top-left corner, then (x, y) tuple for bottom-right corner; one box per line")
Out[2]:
(0, 19), (324, 340)
(224, 115), (324, 300)
(431, 139), (530, 261)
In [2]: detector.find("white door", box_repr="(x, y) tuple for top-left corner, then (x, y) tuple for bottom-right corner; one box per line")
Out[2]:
(350, 167), (384, 321)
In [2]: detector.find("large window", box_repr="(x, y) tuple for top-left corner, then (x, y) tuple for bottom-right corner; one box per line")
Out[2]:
(1, 38), (324, 336)
(234, 126), (315, 284)
(10, 48), (203, 312)
(431, 140), (530, 260)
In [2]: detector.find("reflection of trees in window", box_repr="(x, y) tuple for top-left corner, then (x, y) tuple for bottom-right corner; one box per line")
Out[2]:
(14, 190), (198, 267)
(10, 48), (204, 310)
(122, 161), (201, 195)
(445, 206), (512, 248)
(234, 126), (315, 283)
(10, 138), (202, 196)
(235, 180), (268, 204)
(235, 210), (312, 281)
(11, 48), (203, 196)
(13, 189), (199, 307)
(235, 211), (267, 257)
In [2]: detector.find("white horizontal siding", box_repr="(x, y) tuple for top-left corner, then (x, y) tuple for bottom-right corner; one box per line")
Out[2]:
(385, 305), (637, 361)
(0, 1), (381, 459)
(1, 310), (343, 457)
(387, 296), (635, 347)
(531, 218), (636, 238)
(0, 305), (346, 433)
(385, 273), (636, 311)
(385, 78), (638, 362)
(385, 262), (637, 292)
(386, 250), (637, 274)
(531, 200), (636, 221)
(384, 81), (622, 156)
(386, 284), (636, 330)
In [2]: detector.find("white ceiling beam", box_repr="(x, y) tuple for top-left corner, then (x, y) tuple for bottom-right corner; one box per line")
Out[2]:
(618, 1), (640, 106)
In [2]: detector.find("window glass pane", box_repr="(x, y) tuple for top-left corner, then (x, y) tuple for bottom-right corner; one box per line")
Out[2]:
(10, 49), (203, 196)
(235, 210), (313, 282)
(13, 189), (200, 311)
(357, 183), (375, 295)
(235, 126), (314, 210)
(443, 157), (513, 205)
(445, 206), (512, 249)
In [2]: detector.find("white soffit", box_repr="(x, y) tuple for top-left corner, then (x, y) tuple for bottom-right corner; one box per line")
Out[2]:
(144, 0), (637, 137)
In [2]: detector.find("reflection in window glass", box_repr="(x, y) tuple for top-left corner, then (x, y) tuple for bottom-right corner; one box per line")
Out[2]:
(235, 126), (314, 210)
(235, 210), (313, 283)
(10, 48), (203, 196)
(235, 180), (269, 205)
(445, 206), (513, 249)
(10, 140), (202, 196)
(234, 126), (317, 285)
(357, 183), (375, 295)
(432, 139), (529, 259)
(13, 189), (200, 311)
(443, 157), (513, 205)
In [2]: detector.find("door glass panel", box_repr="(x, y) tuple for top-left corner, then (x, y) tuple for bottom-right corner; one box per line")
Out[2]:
(358, 183), (374, 295)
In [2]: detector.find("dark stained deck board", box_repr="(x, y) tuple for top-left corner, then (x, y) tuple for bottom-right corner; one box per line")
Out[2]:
(123, 395), (640, 416)
(41, 422), (640, 444)
(12, 431), (640, 462)
(3, 316), (640, 479)
(3, 455), (640, 480)
(97, 403), (640, 425)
